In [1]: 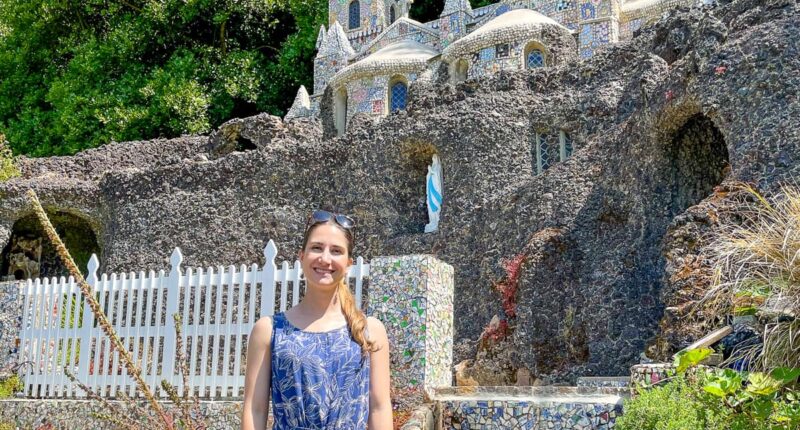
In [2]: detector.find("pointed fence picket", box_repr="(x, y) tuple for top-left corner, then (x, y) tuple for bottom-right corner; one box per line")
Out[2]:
(16, 240), (369, 399)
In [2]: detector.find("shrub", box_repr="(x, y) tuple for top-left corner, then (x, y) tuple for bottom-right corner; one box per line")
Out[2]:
(0, 134), (19, 181)
(617, 377), (728, 430)
(709, 183), (800, 370)
(0, 375), (21, 398)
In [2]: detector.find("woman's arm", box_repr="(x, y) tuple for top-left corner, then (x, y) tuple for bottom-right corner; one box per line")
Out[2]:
(242, 316), (273, 430)
(367, 316), (393, 430)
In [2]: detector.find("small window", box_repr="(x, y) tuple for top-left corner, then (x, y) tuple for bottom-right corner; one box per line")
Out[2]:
(527, 49), (544, 68)
(390, 80), (408, 112)
(496, 43), (510, 59)
(536, 133), (551, 174)
(556, 0), (573, 11)
(390, 5), (396, 24)
(559, 130), (574, 161)
(349, 1), (360, 30)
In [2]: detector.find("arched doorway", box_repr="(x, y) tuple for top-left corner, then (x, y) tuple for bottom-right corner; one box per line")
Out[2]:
(0, 211), (100, 280)
(453, 59), (469, 83)
(666, 114), (729, 214)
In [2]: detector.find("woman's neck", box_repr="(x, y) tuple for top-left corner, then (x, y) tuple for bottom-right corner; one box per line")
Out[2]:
(297, 283), (344, 318)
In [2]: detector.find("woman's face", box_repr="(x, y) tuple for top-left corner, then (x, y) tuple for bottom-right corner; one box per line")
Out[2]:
(299, 223), (352, 290)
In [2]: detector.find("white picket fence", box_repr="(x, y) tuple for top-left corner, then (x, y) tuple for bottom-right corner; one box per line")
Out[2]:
(17, 240), (369, 399)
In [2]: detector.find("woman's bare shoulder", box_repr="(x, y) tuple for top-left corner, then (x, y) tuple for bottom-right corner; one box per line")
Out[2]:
(249, 316), (274, 343)
(366, 316), (388, 342)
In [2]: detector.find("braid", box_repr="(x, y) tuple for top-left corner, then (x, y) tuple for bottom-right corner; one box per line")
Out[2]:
(337, 279), (377, 355)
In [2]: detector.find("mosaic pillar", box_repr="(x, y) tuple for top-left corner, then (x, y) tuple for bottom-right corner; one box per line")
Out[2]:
(577, 0), (621, 58)
(367, 255), (454, 406)
(0, 281), (22, 376)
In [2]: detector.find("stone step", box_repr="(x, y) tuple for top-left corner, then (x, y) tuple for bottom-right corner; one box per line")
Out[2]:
(576, 376), (631, 389)
(432, 386), (627, 429)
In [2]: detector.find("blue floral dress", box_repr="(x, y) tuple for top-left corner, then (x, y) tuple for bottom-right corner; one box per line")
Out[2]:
(270, 312), (370, 429)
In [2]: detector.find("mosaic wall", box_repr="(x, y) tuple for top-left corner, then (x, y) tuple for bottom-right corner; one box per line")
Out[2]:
(0, 399), (247, 430)
(579, 19), (618, 59)
(364, 22), (440, 55)
(629, 363), (677, 389)
(437, 387), (626, 430)
(345, 72), (418, 121)
(439, 11), (468, 49)
(576, 377), (631, 389)
(315, 56), (347, 94)
(0, 282), (21, 375)
(367, 255), (454, 408)
(330, 0), (384, 32)
(619, 17), (643, 40)
(466, 41), (526, 80)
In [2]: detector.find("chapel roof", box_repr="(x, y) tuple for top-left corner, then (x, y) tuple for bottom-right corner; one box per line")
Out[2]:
(330, 40), (439, 88)
(442, 9), (569, 61)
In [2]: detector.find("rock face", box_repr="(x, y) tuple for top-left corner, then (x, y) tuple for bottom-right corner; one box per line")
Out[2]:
(2, 0), (799, 381)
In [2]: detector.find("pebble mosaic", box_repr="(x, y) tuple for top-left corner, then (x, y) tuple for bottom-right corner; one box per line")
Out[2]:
(0, 399), (249, 430)
(576, 377), (631, 389)
(441, 400), (623, 429)
(629, 363), (677, 389)
(367, 255), (454, 408)
(0, 282), (21, 376)
(365, 21), (441, 55)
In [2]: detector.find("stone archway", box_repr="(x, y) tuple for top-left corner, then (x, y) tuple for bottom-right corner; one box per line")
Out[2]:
(666, 113), (730, 214)
(0, 211), (100, 281)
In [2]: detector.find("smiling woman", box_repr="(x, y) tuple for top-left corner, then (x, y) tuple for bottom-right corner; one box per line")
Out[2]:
(241, 210), (393, 430)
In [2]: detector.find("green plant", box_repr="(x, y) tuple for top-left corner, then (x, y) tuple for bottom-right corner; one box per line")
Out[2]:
(617, 377), (728, 430)
(0, 375), (22, 398)
(706, 184), (800, 370)
(0, 134), (19, 181)
(692, 367), (800, 429)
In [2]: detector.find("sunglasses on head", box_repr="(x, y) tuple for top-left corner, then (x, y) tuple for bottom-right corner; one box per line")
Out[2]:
(308, 210), (355, 230)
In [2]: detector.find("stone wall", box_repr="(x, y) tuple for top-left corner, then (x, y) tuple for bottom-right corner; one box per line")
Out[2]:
(0, 399), (245, 430)
(0, 282), (21, 376)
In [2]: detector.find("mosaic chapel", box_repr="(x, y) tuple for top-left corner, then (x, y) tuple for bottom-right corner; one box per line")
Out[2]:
(284, 0), (699, 134)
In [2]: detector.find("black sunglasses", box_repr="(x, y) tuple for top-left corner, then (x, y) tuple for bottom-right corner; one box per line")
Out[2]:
(308, 210), (355, 230)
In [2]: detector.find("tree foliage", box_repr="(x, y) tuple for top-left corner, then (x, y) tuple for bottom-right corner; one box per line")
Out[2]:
(0, 0), (325, 156)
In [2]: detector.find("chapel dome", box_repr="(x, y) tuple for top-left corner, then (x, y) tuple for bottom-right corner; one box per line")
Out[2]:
(330, 40), (439, 88)
(442, 9), (572, 62)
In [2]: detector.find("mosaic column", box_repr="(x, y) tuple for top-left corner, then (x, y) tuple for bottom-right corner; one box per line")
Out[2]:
(578, 0), (621, 58)
(0, 281), (22, 375)
(367, 255), (454, 406)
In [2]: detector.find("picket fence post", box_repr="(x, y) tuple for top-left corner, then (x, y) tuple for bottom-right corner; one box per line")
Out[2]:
(261, 240), (278, 318)
(77, 255), (99, 391)
(162, 248), (183, 387)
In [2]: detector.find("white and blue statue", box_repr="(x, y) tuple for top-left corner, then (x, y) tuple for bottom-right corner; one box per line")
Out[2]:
(424, 154), (443, 233)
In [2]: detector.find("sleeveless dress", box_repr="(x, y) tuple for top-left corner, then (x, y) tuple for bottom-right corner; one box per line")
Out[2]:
(270, 312), (370, 429)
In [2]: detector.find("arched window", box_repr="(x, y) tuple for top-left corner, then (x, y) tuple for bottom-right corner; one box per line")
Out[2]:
(335, 87), (348, 136)
(390, 5), (396, 24)
(535, 132), (551, 174)
(524, 42), (547, 69)
(348, 0), (360, 30)
(389, 79), (408, 112)
(559, 130), (573, 161)
(453, 59), (469, 83)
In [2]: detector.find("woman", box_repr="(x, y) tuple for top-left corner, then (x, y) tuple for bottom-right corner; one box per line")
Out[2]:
(242, 210), (392, 430)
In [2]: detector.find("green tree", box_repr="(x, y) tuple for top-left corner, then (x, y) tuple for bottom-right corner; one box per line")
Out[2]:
(0, 0), (325, 156)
